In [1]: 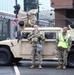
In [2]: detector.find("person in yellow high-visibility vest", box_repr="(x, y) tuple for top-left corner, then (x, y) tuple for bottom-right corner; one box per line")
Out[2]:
(56, 27), (72, 69)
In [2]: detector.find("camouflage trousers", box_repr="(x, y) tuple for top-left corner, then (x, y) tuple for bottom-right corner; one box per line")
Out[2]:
(57, 49), (68, 66)
(31, 46), (42, 65)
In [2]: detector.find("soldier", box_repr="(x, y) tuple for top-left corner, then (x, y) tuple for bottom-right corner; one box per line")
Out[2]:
(56, 27), (72, 69)
(28, 25), (45, 69)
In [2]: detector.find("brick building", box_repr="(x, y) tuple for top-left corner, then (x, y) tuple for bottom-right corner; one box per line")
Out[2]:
(51, 0), (74, 27)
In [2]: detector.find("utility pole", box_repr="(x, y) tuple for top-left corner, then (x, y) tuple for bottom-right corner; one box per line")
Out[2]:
(14, 0), (20, 18)
(37, 5), (39, 25)
(15, 0), (17, 18)
(14, 0), (20, 38)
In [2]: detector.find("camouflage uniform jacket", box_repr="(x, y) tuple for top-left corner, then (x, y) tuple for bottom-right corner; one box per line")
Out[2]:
(28, 30), (45, 47)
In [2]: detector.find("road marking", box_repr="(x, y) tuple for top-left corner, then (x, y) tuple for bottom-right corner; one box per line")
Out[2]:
(13, 65), (21, 75)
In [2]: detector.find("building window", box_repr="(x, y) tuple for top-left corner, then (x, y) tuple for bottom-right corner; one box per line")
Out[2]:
(45, 32), (56, 39)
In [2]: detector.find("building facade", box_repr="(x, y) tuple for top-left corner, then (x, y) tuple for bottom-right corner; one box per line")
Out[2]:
(39, 10), (55, 27)
(0, 0), (39, 40)
(0, 0), (24, 13)
(24, 0), (38, 11)
(0, 11), (15, 40)
(51, 0), (74, 27)
(0, 0), (24, 40)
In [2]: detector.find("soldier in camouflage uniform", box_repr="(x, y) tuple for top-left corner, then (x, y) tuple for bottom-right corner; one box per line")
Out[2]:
(28, 25), (45, 69)
(56, 27), (72, 69)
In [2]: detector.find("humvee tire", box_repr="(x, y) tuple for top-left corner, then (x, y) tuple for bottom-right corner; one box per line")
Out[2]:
(67, 48), (74, 67)
(0, 47), (12, 65)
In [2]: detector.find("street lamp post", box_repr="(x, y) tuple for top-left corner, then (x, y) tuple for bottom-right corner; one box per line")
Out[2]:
(14, 0), (18, 38)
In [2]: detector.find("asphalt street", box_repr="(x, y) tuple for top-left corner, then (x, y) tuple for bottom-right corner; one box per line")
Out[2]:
(0, 61), (74, 75)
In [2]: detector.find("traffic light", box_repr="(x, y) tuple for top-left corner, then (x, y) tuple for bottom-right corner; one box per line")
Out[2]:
(14, 4), (20, 14)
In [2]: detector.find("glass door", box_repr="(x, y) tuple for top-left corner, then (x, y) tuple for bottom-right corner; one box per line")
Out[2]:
(0, 17), (10, 41)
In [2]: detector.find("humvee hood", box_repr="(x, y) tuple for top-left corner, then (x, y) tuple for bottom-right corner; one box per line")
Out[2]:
(0, 39), (18, 46)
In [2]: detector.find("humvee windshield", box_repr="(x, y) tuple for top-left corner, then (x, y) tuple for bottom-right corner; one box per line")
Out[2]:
(45, 32), (56, 39)
(17, 31), (30, 39)
(21, 32), (29, 39)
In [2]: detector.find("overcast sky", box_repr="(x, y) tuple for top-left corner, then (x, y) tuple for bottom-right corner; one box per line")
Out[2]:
(39, 0), (53, 11)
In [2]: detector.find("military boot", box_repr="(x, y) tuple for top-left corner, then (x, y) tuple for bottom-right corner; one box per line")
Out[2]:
(62, 65), (66, 69)
(39, 64), (42, 69)
(30, 64), (34, 69)
(57, 65), (62, 69)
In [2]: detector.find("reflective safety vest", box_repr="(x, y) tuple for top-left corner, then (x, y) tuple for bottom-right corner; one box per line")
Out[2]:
(58, 33), (70, 48)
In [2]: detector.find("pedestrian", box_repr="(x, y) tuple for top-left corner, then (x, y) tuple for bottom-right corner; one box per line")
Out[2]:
(28, 25), (45, 69)
(56, 27), (72, 69)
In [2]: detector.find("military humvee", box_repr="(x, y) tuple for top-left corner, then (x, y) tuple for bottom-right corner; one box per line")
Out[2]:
(0, 27), (74, 67)
(0, 27), (60, 65)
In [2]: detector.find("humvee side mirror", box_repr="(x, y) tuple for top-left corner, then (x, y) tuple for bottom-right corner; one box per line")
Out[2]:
(68, 24), (74, 30)
(18, 21), (24, 27)
(17, 31), (29, 42)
